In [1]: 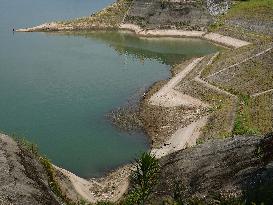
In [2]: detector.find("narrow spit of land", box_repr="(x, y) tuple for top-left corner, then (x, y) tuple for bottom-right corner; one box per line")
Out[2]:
(17, 23), (250, 48)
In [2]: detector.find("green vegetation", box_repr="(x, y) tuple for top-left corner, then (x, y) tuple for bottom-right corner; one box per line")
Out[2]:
(39, 156), (67, 201)
(232, 92), (273, 136)
(199, 43), (273, 138)
(200, 44), (257, 78)
(14, 136), (39, 155)
(208, 0), (273, 42)
(14, 137), (75, 205)
(161, 185), (264, 205)
(208, 20), (224, 32)
(125, 152), (159, 205)
(200, 95), (234, 140)
(249, 94), (273, 134)
(61, 0), (133, 28)
(233, 94), (260, 135)
(227, 0), (273, 20)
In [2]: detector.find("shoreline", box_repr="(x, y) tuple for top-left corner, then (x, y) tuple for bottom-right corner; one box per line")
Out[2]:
(54, 164), (132, 203)
(15, 22), (253, 203)
(16, 23), (251, 48)
(118, 24), (250, 48)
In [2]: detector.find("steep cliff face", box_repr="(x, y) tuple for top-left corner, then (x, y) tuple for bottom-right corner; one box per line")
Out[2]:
(124, 0), (230, 30)
(0, 134), (62, 205)
(149, 134), (273, 204)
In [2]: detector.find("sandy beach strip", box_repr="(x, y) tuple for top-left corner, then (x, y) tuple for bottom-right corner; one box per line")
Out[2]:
(119, 23), (250, 48)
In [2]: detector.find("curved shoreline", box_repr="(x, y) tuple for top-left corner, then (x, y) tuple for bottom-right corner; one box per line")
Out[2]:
(15, 22), (252, 203)
(17, 23), (251, 48)
(118, 24), (250, 48)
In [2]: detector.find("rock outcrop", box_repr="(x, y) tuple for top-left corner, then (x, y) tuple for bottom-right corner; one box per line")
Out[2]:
(124, 0), (230, 30)
(150, 133), (273, 204)
(0, 134), (62, 205)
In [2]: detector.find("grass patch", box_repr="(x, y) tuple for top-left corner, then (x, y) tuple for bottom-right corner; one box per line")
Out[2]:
(209, 0), (273, 41)
(208, 18), (225, 32)
(201, 98), (234, 140)
(39, 157), (65, 200)
(60, 0), (133, 28)
(227, 0), (273, 20)
(200, 44), (258, 78)
(249, 93), (273, 134)
(212, 57), (273, 95)
(233, 94), (260, 135)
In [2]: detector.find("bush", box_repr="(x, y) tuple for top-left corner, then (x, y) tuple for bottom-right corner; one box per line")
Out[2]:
(125, 152), (160, 205)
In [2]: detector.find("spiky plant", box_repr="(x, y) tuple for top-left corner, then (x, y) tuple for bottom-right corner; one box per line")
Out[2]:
(126, 152), (160, 205)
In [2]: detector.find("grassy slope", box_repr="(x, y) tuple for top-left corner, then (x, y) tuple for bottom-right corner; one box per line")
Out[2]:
(233, 93), (273, 135)
(59, 0), (132, 28)
(209, 0), (273, 42)
(201, 0), (273, 137)
(227, 0), (273, 20)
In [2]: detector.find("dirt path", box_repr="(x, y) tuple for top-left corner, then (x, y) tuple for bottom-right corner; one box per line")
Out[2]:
(151, 116), (208, 158)
(149, 57), (209, 158)
(150, 50), (247, 158)
(252, 89), (273, 97)
(149, 57), (208, 108)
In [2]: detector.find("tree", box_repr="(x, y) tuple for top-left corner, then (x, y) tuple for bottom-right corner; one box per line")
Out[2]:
(125, 152), (160, 205)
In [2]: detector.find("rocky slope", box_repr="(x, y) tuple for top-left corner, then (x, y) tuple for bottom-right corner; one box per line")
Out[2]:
(0, 134), (62, 205)
(150, 133), (273, 204)
(17, 0), (231, 32)
(124, 0), (230, 30)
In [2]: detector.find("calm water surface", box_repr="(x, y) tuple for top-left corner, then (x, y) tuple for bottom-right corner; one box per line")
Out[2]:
(0, 0), (220, 177)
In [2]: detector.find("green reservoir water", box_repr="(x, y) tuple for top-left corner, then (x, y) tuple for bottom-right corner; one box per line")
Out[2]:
(0, 0), (220, 177)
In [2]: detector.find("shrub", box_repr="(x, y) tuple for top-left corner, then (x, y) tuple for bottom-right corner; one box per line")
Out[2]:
(125, 152), (160, 205)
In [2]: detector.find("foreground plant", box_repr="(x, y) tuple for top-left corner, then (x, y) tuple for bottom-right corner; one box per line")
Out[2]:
(125, 152), (160, 205)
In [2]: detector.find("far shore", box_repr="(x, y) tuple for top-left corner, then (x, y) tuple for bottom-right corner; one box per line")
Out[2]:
(16, 23), (250, 48)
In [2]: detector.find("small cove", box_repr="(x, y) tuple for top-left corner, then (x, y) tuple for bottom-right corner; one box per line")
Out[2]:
(0, 0), (220, 178)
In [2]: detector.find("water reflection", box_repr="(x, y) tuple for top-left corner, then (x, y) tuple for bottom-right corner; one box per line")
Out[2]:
(51, 31), (221, 66)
